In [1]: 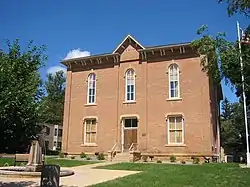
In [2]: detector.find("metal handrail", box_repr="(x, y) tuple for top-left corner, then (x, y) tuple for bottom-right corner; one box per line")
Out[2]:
(129, 143), (138, 152)
(111, 143), (117, 152)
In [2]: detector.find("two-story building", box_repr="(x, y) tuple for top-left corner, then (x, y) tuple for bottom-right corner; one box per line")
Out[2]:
(61, 35), (222, 160)
(42, 123), (63, 151)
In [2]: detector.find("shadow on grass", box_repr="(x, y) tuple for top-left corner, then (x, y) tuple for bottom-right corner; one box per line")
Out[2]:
(0, 181), (79, 187)
(0, 181), (37, 187)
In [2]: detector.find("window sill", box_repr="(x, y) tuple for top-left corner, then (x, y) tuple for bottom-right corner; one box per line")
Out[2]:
(81, 143), (97, 147)
(123, 101), (136, 104)
(84, 103), (97, 107)
(166, 98), (182, 101)
(165, 144), (186, 147)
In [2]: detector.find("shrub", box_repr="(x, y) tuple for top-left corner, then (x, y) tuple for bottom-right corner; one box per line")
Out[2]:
(149, 155), (154, 161)
(46, 150), (59, 156)
(193, 157), (200, 164)
(64, 152), (68, 157)
(70, 156), (75, 159)
(97, 152), (105, 160)
(59, 152), (64, 158)
(86, 156), (91, 160)
(80, 152), (86, 158)
(181, 160), (186, 164)
(142, 155), (148, 162)
(156, 160), (162, 163)
(170, 155), (176, 162)
(95, 152), (99, 156)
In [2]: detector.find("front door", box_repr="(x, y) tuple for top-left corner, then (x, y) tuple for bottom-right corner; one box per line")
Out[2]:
(123, 118), (138, 151)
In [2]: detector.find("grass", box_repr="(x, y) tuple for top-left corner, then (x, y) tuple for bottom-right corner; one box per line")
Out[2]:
(0, 157), (98, 167)
(93, 162), (250, 187)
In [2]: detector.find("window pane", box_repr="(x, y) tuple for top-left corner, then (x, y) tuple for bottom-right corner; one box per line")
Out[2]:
(169, 118), (175, 129)
(171, 89), (176, 98)
(86, 133), (90, 143)
(176, 117), (182, 130)
(169, 131), (175, 143)
(130, 93), (134, 100)
(176, 131), (182, 143)
(127, 93), (130, 101)
(90, 132), (96, 143)
(132, 119), (137, 127)
(86, 123), (91, 132)
(124, 119), (131, 128)
(131, 85), (134, 93)
(91, 123), (96, 132)
(91, 96), (95, 103)
(127, 85), (131, 92)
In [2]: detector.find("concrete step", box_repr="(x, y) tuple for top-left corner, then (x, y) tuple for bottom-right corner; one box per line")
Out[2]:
(111, 152), (132, 162)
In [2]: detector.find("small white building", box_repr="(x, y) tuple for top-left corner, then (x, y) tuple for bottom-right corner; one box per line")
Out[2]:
(41, 124), (63, 151)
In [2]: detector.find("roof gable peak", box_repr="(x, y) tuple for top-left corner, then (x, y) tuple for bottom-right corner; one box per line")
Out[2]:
(112, 34), (145, 54)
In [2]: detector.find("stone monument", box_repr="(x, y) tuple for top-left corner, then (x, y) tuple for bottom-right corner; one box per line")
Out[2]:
(25, 140), (43, 172)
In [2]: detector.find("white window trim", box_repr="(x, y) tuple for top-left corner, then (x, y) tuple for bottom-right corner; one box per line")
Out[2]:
(83, 118), (97, 145)
(167, 116), (184, 145)
(125, 69), (136, 102)
(87, 73), (97, 104)
(168, 64), (180, 99)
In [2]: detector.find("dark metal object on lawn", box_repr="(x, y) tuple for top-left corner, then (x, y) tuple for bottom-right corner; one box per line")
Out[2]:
(40, 164), (60, 187)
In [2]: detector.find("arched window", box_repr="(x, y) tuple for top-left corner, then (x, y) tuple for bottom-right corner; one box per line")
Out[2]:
(87, 73), (96, 104)
(169, 64), (180, 98)
(125, 69), (135, 102)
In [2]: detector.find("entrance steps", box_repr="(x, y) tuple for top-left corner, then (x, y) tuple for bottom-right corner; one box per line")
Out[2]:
(110, 152), (132, 162)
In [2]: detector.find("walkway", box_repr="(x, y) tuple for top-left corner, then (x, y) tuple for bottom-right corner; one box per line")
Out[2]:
(0, 162), (140, 187)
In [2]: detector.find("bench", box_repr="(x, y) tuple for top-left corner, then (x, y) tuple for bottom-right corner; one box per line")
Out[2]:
(14, 154), (45, 166)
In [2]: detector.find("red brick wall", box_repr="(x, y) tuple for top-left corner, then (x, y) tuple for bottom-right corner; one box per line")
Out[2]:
(62, 45), (219, 156)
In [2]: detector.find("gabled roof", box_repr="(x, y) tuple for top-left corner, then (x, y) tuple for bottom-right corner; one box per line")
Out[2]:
(112, 34), (145, 54)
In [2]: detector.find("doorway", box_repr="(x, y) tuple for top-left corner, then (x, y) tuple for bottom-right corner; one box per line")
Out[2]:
(122, 118), (138, 152)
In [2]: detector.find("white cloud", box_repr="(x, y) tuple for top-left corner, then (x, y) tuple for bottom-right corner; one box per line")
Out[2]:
(64, 48), (90, 60)
(47, 66), (66, 75)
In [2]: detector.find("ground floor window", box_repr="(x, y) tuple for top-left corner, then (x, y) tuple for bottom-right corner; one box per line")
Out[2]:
(84, 119), (97, 144)
(168, 116), (184, 144)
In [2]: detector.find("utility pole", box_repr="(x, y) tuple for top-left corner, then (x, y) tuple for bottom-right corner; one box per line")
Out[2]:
(237, 21), (250, 166)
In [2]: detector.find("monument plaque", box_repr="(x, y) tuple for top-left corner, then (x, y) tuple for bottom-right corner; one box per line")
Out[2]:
(40, 164), (60, 187)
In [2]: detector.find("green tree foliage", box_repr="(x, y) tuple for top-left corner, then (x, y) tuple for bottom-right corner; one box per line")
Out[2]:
(221, 98), (246, 160)
(191, 25), (250, 103)
(219, 0), (250, 17)
(38, 71), (66, 125)
(0, 39), (47, 153)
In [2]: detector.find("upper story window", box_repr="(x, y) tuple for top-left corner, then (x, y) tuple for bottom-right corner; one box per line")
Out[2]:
(45, 127), (50, 135)
(54, 128), (58, 136)
(87, 73), (96, 104)
(169, 64), (180, 98)
(125, 69), (135, 102)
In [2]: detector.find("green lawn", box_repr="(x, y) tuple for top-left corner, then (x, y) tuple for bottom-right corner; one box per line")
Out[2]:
(0, 157), (98, 167)
(94, 162), (250, 187)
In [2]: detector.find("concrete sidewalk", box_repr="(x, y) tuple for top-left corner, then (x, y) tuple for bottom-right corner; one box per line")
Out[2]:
(0, 162), (140, 187)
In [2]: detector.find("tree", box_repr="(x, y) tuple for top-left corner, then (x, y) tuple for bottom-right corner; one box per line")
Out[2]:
(0, 39), (47, 153)
(38, 71), (66, 125)
(191, 25), (250, 104)
(219, 0), (250, 17)
(220, 98), (246, 161)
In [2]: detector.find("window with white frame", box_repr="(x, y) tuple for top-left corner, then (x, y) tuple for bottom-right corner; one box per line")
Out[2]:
(168, 116), (184, 144)
(87, 73), (96, 104)
(169, 64), (180, 98)
(125, 69), (135, 101)
(84, 119), (97, 144)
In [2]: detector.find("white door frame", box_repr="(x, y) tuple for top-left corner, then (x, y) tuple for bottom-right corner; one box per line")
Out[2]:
(121, 118), (138, 153)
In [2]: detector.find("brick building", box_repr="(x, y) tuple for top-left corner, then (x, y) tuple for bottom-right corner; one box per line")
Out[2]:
(61, 35), (222, 159)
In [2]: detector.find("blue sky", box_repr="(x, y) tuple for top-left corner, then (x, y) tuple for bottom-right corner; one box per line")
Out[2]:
(0, 0), (249, 102)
